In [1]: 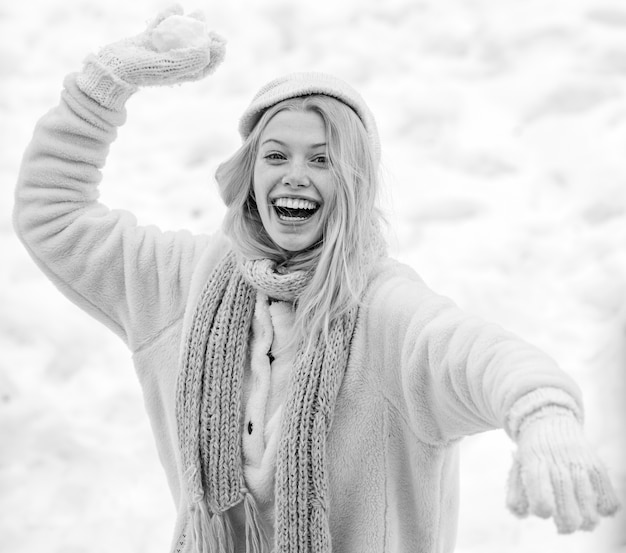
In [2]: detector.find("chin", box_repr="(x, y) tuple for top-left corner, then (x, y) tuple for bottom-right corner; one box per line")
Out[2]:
(277, 241), (316, 253)
(272, 233), (323, 255)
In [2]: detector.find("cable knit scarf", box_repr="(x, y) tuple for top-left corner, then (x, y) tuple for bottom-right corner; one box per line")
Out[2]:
(176, 251), (358, 553)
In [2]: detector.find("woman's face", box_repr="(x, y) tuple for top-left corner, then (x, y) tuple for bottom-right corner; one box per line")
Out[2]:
(253, 109), (333, 253)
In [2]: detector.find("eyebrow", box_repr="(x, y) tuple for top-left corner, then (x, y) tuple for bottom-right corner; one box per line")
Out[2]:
(261, 138), (327, 149)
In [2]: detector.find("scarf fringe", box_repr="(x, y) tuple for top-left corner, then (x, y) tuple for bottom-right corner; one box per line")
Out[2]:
(191, 500), (211, 553)
(191, 500), (235, 553)
(244, 492), (270, 553)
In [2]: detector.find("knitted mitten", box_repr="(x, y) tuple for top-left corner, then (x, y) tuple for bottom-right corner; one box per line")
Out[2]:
(76, 4), (225, 110)
(507, 406), (621, 533)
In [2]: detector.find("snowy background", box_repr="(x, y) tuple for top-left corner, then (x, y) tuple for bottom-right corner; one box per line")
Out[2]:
(1, 0), (625, 551)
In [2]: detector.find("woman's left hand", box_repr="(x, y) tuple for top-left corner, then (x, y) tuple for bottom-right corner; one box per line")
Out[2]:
(506, 406), (621, 533)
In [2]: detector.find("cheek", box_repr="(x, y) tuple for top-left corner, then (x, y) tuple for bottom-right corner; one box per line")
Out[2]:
(319, 176), (337, 209)
(251, 171), (265, 207)
(252, 164), (272, 198)
(318, 179), (342, 231)
(251, 175), (271, 223)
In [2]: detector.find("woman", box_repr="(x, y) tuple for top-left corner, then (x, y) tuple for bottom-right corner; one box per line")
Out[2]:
(13, 6), (620, 553)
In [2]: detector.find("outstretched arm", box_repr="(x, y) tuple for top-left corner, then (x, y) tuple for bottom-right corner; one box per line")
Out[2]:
(369, 262), (621, 532)
(13, 6), (227, 351)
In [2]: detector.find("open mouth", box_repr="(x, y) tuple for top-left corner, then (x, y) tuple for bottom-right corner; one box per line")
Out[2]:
(272, 197), (321, 222)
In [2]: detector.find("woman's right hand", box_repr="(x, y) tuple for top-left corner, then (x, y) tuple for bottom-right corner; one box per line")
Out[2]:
(76, 4), (225, 108)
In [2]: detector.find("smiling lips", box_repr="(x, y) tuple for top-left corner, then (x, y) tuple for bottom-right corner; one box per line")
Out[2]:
(272, 197), (321, 222)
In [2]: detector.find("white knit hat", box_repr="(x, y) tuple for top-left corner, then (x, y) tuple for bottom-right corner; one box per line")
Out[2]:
(238, 72), (381, 164)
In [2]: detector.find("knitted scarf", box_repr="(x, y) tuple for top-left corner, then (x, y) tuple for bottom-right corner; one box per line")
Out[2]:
(176, 251), (358, 553)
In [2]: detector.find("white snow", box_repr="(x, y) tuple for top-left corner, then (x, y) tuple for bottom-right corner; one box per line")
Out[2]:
(1, 0), (624, 552)
(151, 14), (208, 52)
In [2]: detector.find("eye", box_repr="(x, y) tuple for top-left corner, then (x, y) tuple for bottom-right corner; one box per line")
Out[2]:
(264, 151), (286, 162)
(312, 154), (328, 165)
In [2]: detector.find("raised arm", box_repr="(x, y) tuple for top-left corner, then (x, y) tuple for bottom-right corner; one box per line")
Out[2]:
(13, 6), (227, 351)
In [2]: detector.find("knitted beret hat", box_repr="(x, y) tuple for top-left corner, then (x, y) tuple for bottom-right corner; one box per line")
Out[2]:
(238, 71), (381, 164)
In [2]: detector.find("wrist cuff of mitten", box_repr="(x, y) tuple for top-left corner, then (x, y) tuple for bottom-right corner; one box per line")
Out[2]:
(516, 405), (582, 442)
(76, 54), (138, 111)
(506, 387), (583, 441)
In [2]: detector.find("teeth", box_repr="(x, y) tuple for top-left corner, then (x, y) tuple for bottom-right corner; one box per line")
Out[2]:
(273, 197), (318, 210)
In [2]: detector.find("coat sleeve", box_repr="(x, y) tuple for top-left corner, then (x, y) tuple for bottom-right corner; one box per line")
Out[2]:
(367, 260), (584, 444)
(13, 73), (214, 352)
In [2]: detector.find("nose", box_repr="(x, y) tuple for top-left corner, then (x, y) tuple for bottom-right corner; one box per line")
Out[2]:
(282, 160), (310, 188)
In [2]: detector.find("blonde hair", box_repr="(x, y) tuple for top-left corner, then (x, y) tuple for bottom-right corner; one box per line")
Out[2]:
(216, 95), (386, 347)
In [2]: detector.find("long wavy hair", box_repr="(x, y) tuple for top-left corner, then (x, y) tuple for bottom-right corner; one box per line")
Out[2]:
(216, 95), (386, 348)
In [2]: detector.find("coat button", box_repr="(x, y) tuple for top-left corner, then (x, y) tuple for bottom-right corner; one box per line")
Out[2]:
(248, 421), (253, 435)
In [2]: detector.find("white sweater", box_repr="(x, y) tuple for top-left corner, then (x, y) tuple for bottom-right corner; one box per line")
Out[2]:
(242, 294), (297, 536)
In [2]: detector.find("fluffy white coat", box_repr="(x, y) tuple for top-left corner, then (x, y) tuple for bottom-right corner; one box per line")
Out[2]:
(13, 75), (584, 553)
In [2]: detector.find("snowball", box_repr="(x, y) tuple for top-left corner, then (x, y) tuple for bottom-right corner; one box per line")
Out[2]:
(151, 15), (207, 52)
